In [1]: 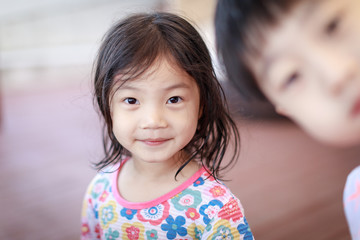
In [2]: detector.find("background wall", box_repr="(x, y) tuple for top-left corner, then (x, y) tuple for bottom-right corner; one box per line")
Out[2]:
(0, 0), (218, 92)
(0, 0), (157, 91)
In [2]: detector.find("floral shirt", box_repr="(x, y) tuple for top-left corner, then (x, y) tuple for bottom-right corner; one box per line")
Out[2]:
(344, 165), (360, 240)
(81, 163), (254, 240)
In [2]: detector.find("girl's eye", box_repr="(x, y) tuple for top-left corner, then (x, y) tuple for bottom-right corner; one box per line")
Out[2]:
(281, 71), (300, 90)
(325, 16), (341, 35)
(124, 98), (139, 105)
(167, 96), (182, 104)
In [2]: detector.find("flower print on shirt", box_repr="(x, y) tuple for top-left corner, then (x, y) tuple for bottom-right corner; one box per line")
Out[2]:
(203, 171), (215, 181)
(86, 198), (99, 219)
(99, 200), (118, 229)
(209, 186), (226, 198)
(161, 215), (187, 239)
(185, 208), (200, 220)
(346, 179), (360, 211)
(105, 228), (119, 240)
(171, 189), (202, 211)
(187, 223), (205, 240)
(82, 167), (254, 240)
(146, 229), (158, 240)
(218, 198), (243, 222)
(81, 223), (100, 240)
(199, 199), (223, 224)
(91, 178), (110, 199)
(193, 177), (205, 187)
(81, 223), (90, 237)
(137, 202), (170, 226)
(94, 223), (101, 239)
(82, 198), (89, 218)
(99, 191), (109, 202)
(121, 222), (145, 240)
(208, 219), (240, 239)
(121, 208), (137, 220)
(237, 217), (254, 240)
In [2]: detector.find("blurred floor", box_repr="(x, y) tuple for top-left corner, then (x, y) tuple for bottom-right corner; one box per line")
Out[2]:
(0, 83), (359, 240)
(0, 83), (101, 240)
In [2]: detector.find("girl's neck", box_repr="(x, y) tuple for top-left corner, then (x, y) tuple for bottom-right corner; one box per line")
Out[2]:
(117, 157), (201, 202)
(128, 157), (199, 182)
(127, 151), (192, 180)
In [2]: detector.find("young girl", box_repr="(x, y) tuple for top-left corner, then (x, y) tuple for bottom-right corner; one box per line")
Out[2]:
(81, 12), (254, 240)
(215, 0), (360, 238)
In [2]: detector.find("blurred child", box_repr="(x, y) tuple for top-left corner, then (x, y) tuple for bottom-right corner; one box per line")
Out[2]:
(81, 12), (254, 239)
(215, 0), (360, 238)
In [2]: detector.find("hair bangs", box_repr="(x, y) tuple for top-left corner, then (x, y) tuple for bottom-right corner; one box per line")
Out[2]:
(215, 0), (300, 100)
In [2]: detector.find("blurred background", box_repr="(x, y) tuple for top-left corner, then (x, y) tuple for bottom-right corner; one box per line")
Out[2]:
(0, 0), (359, 239)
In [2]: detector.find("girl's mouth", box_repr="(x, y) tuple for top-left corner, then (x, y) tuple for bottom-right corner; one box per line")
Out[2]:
(351, 97), (360, 117)
(141, 138), (169, 146)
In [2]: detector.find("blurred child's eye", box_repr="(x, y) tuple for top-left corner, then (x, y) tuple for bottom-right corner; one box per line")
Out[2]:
(281, 72), (300, 90)
(167, 96), (182, 104)
(325, 16), (341, 35)
(124, 98), (139, 104)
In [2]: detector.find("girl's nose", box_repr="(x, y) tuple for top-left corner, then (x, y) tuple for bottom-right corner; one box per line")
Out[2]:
(310, 42), (357, 94)
(139, 106), (168, 129)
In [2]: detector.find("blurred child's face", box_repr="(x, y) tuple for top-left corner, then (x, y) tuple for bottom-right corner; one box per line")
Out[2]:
(110, 58), (200, 164)
(248, 0), (360, 146)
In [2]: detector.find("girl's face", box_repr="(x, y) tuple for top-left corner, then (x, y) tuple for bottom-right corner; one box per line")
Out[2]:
(248, 0), (360, 147)
(110, 58), (201, 164)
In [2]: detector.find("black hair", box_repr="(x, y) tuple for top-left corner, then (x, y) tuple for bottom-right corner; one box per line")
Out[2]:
(93, 12), (240, 180)
(215, 0), (300, 101)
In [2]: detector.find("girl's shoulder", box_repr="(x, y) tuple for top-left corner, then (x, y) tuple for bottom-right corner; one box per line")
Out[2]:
(94, 164), (118, 179)
(347, 165), (360, 180)
(85, 165), (119, 194)
(191, 170), (240, 203)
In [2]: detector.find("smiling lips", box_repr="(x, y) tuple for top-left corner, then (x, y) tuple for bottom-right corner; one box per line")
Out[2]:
(141, 138), (170, 146)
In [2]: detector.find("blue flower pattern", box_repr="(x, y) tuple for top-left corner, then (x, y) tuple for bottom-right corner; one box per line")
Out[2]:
(237, 217), (254, 240)
(199, 199), (223, 224)
(193, 177), (205, 187)
(161, 215), (187, 239)
(120, 208), (137, 220)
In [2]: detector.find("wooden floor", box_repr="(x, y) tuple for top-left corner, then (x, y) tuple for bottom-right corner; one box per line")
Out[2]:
(1, 83), (359, 240)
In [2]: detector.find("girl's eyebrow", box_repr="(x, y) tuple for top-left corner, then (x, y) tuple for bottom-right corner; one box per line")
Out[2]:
(117, 85), (138, 91)
(118, 82), (191, 91)
(164, 83), (191, 91)
(260, 53), (280, 82)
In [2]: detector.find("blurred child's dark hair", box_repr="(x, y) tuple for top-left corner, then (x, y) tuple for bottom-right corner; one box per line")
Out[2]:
(93, 12), (240, 180)
(215, 0), (300, 101)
